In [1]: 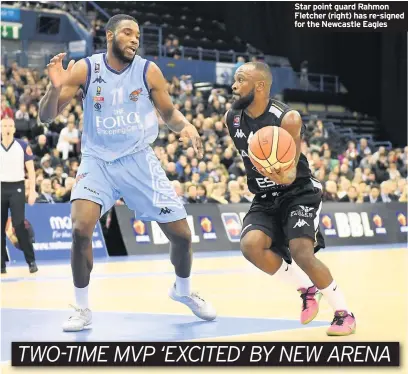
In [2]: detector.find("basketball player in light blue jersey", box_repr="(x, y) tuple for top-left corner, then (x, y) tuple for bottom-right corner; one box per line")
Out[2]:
(39, 14), (216, 331)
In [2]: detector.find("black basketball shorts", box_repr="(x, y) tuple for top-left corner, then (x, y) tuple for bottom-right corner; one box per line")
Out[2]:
(241, 180), (326, 263)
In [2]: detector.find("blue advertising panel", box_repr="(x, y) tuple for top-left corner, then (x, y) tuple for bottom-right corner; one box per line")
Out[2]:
(1, 8), (20, 22)
(5, 204), (108, 263)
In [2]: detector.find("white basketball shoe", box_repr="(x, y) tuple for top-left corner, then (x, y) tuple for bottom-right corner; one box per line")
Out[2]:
(169, 284), (217, 321)
(62, 304), (92, 332)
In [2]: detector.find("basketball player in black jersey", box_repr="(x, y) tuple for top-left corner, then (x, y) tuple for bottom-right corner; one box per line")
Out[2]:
(224, 62), (356, 336)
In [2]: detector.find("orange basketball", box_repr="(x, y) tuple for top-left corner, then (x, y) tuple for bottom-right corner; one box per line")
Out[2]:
(248, 126), (296, 173)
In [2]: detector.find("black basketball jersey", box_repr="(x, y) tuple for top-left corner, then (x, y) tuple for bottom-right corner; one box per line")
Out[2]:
(226, 98), (312, 195)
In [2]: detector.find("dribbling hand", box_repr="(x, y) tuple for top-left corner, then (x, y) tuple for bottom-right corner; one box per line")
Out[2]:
(47, 53), (75, 89)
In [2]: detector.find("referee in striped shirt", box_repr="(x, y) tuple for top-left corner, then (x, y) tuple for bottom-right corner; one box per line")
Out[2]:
(1, 118), (38, 274)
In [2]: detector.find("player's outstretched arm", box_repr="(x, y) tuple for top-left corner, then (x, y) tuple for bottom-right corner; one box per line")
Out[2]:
(39, 53), (87, 124)
(147, 62), (203, 158)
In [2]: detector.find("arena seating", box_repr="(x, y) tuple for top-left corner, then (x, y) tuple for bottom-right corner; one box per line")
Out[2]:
(1, 60), (406, 210)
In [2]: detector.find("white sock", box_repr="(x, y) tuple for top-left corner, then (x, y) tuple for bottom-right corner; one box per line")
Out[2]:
(75, 285), (89, 309)
(274, 260), (314, 290)
(176, 275), (191, 296)
(320, 280), (348, 313)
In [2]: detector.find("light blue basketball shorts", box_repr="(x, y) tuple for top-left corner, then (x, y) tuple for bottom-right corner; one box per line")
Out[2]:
(70, 147), (187, 222)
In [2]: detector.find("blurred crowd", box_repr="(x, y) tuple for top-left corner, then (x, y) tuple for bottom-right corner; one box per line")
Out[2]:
(1, 62), (407, 210)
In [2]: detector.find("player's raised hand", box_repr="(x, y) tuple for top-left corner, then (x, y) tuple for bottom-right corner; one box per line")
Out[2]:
(46, 53), (75, 89)
(180, 123), (204, 159)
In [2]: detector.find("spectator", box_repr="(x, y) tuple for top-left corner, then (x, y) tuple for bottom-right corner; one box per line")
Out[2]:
(185, 185), (198, 203)
(388, 163), (401, 180)
(15, 103), (30, 121)
(241, 183), (254, 202)
(364, 184), (381, 203)
(36, 179), (56, 203)
(323, 181), (338, 202)
(227, 180), (245, 203)
(358, 138), (371, 156)
(339, 186), (359, 203)
(206, 183), (228, 204)
(396, 179), (407, 197)
(56, 120), (79, 160)
(1, 96), (14, 119)
(31, 134), (49, 159)
(170, 180), (186, 204)
(196, 184), (208, 203)
(165, 162), (179, 181)
(380, 181), (398, 202)
(399, 184), (408, 203)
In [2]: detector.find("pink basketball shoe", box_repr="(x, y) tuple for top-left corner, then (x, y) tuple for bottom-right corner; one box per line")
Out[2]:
(298, 286), (322, 325)
(326, 310), (356, 336)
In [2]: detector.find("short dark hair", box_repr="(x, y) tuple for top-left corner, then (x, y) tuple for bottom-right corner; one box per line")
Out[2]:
(247, 61), (272, 86)
(105, 14), (138, 33)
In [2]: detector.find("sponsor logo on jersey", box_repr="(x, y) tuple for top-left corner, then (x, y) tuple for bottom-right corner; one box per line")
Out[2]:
(95, 111), (143, 135)
(94, 63), (100, 73)
(93, 96), (104, 102)
(94, 103), (102, 112)
(291, 205), (314, 218)
(129, 88), (143, 102)
(233, 115), (240, 127)
(96, 86), (102, 96)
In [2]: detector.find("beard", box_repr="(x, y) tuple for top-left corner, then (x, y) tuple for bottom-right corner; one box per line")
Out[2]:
(112, 37), (135, 64)
(232, 89), (255, 110)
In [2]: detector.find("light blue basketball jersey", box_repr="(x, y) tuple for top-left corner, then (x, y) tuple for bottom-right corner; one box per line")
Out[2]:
(81, 53), (158, 161)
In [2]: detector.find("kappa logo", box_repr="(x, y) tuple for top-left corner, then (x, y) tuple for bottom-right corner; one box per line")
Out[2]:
(233, 115), (240, 127)
(93, 76), (106, 84)
(234, 129), (246, 139)
(293, 219), (310, 228)
(159, 207), (174, 215)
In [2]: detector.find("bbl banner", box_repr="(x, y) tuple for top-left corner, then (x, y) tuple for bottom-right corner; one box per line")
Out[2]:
(6, 204), (108, 262)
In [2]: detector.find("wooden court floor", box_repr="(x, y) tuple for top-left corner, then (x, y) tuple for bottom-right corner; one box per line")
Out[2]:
(1, 245), (407, 374)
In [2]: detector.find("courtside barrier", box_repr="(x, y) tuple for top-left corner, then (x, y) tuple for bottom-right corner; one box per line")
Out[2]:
(5, 203), (405, 263)
(110, 202), (407, 255)
(5, 204), (108, 263)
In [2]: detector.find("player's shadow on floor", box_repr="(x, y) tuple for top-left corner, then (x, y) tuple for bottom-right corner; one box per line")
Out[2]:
(69, 328), (94, 342)
(171, 320), (219, 340)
